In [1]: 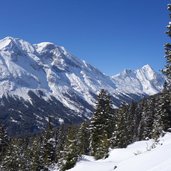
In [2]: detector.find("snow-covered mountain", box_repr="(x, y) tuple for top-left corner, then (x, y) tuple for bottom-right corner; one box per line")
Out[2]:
(112, 64), (164, 96)
(0, 37), (116, 112)
(0, 36), (165, 134)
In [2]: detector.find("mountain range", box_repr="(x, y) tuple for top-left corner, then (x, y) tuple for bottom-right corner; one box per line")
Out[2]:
(0, 37), (165, 135)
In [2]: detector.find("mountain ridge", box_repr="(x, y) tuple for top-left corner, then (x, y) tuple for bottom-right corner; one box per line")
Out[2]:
(112, 64), (164, 96)
(0, 36), (165, 135)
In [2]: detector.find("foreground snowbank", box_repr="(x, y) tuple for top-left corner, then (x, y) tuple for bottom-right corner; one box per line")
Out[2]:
(67, 133), (171, 171)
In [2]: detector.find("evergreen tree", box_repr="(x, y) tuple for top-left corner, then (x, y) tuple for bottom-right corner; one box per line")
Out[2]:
(56, 124), (67, 162)
(0, 124), (9, 163)
(2, 138), (27, 171)
(154, 2), (171, 136)
(162, 92), (171, 130)
(30, 136), (45, 171)
(110, 104), (129, 148)
(126, 102), (136, 144)
(140, 98), (155, 140)
(89, 89), (112, 159)
(40, 117), (57, 168)
(163, 4), (171, 88)
(132, 100), (145, 141)
(59, 126), (79, 171)
(152, 92), (171, 139)
(95, 129), (109, 159)
(77, 122), (90, 155)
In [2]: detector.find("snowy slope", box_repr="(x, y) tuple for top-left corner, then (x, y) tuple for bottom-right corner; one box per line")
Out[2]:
(64, 133), (171, 171)
(0, 37), (117, 115)
(0, 37), (164, 104)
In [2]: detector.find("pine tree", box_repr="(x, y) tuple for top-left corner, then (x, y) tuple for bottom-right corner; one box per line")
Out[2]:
(154, 2), (171, 137)
(59, 126), (79, 171)
(110, 104), (129, 148)
(77, 122), (90, 155)
(126, 102), (136, 144)
(30, 136), (45, 171)
(42, 118), (57, 167)
(0, 124), (9, 163)
(56, 124), (67, 162)
(152, 92), (171, 139)
(152, 96), (165, 139)
(89, 89), (112, 159)
(162, 92), (171, 130)
(2, 138), (27, 171)
(95, 130), (109, 159)
(163, 4), (171, 88)
(141, 98), (155, 140)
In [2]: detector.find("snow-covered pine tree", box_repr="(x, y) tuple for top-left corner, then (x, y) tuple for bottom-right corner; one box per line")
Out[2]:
(58, 126), (79, 171)
(140, 98), (155, 140)
(126, 101), (137, 144)
(95, 129), (109, 159)
(163, 3), (171, 88)
(153, 2), (171, 137)
(0, 124), (9, 163)
(77, 122), (90, 155)
(152, 95), (165, 139)
(135, 99), (148, 141)
(162, 92), (171, 131)
(110, 104), (129, 148)
(89, 89), (112, 159)
(30, 136), (45, 171)
(42, 117), (57, 167)
(2, 138), (27, 171)
(152, 92), (171, 138)
(55, 124), (67, 162)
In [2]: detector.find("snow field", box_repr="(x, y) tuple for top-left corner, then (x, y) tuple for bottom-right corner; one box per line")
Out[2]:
(66, 133), (171, 171)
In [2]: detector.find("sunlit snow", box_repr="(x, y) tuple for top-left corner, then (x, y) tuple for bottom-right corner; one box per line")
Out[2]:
(63, 133), (171, 171)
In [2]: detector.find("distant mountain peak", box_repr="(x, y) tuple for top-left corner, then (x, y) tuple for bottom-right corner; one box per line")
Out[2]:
(0, 36), (35, 53)
(142, 64), (153, 70)
(35, 42), (57, 52)
(112, 64), (164, 96)
(141, 64), (155, 74)
(0, 36), (16, 50)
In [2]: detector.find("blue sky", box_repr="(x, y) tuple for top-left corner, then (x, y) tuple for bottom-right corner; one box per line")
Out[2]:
(0, 0), (168, 75)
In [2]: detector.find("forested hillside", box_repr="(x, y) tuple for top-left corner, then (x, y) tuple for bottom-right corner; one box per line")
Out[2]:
(0, 87), (171, 171)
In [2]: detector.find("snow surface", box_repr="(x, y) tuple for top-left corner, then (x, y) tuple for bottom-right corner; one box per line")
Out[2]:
(56, 133), (171, 171)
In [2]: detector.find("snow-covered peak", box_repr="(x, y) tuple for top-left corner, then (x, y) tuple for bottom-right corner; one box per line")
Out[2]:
(34, 42), (57, 53)
(0, 37), (16, 50)
(113, 65), (155, 78)
(112, 64), (158, 80)
(141, 64), (153, 70)
(137, 64), (157, 81)
(35, 41), (69, 55)
(112, 64), (165, 96)
(0, 36), (35, 53)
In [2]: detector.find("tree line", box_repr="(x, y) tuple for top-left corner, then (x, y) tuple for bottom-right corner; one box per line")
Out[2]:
(0, 87), (171, 171)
